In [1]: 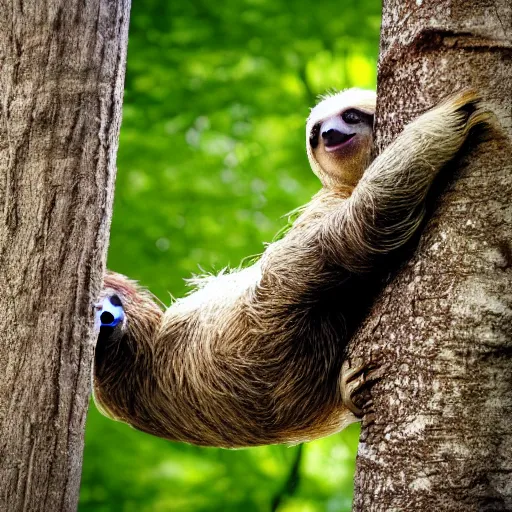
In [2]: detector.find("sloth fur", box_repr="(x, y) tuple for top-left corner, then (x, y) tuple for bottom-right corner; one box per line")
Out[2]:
(93, 89), (487, 448)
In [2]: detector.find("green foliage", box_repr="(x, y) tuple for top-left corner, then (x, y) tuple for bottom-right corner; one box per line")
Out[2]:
(80, 0), (380, 510)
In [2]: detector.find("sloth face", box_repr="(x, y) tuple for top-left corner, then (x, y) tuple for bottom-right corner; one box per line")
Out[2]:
(310, 107), (373, 188)
(309, 108), (373, 152)
(306, 89), (376, 190)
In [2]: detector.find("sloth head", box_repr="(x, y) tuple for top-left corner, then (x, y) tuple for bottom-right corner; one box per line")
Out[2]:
(93, 273), (163, 422)
(307, 88), (376, 190)
(94, 273), (163, 363)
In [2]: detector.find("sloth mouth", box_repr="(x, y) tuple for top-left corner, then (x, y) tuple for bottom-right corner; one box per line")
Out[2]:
(324, 133), (356, 152)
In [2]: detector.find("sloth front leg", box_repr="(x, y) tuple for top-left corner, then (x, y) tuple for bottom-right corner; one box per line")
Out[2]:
(323, 90), (490, 272)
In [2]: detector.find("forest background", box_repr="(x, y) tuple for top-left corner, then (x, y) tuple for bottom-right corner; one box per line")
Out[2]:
(80, 0), (380, 510)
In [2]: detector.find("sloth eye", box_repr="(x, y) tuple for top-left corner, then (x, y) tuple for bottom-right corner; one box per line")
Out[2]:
(309, 123), (320, 149)
(342, 109), (362, 124)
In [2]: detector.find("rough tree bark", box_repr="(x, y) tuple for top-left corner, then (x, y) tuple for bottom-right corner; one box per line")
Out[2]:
(0, 2), (130, 511)
(347, 1), (512, 510)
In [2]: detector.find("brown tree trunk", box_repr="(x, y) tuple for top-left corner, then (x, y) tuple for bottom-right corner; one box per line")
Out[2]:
(348, 1), (512, 511)
(0, 2), (130, 511)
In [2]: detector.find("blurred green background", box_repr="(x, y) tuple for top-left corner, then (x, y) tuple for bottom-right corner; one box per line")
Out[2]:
(80, 0), (380, 510)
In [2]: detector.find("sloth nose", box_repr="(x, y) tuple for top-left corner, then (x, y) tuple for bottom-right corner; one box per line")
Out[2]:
(322, 129), (348, 147)
(100, 311), (115, 325)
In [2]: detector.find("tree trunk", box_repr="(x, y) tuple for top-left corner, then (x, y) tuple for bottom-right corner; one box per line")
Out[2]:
(0, 2), (130, 511)
(348, 1), (512, 510)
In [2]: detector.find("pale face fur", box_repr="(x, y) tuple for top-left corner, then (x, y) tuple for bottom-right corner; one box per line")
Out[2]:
(307, 89), (376, 190)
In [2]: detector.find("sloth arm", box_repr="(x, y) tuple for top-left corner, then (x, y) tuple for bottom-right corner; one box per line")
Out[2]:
(320, 90), (488, 273)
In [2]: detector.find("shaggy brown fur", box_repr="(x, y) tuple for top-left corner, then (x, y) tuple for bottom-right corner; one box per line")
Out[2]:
(93, 90), (488, 448)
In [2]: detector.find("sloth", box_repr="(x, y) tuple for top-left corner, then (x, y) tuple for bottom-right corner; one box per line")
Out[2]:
(93, 89), (487, 448)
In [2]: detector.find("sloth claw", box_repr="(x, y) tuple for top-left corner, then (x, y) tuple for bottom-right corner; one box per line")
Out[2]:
(96, 295), (125, 329)
(341, 360), (366, 417)
(341, 359), (385, 418)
